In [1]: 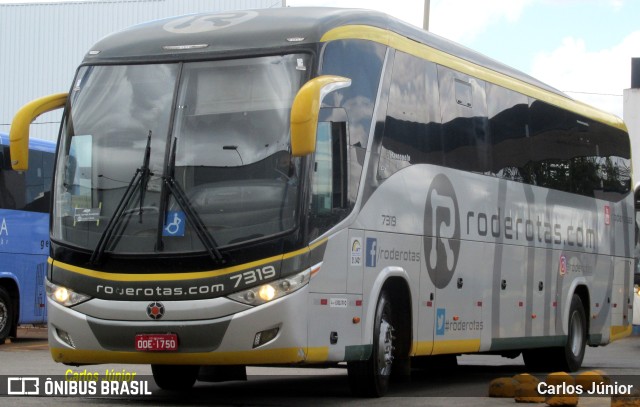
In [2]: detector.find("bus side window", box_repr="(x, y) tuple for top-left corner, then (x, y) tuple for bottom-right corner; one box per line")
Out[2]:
(24, 150), (47, 212)
(43, 151), (54, 195)
(0, 145), (18, 210)
(310, 121), (348, 235)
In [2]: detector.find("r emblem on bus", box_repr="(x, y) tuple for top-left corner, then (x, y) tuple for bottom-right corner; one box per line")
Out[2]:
(424, 174), (460, 289)
(146, 302), (165, 320)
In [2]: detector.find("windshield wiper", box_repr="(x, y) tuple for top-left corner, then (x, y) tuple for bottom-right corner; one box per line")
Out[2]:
(159, 137), (225, 264)
(89, 131), (153, 265)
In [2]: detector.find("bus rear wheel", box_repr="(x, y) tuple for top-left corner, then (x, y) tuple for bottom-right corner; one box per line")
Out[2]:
(523, 294), (586, 372)
(347, 290), (395, 397)
(151, 364), (198, 391)
(0, 287), (13, 343)
(561, 294), (587, 371)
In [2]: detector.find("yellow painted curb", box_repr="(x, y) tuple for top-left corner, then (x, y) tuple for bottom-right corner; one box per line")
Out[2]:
(545, 372), (579, 407)
(489, 377), (518, 398)
(515, 382), (545, 403)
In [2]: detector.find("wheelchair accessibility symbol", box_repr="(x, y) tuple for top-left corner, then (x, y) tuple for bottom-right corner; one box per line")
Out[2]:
(163, 211), (186, 237)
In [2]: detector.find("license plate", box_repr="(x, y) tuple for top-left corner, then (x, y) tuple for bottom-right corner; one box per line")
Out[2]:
(135, 333), (178, 352)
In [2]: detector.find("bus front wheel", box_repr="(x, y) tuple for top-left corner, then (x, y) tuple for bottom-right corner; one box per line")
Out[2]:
(151, 364), (198, 391)
(347, 290), (395, 397)
(0, 287), (13, 343)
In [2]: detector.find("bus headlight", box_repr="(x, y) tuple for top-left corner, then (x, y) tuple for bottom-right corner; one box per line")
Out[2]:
(46, 279), (91, 307)
(227, 268), (310, 306)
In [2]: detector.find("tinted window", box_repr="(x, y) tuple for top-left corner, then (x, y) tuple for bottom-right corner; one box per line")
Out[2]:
(375, 54), (630, 200)
(321, 40), (386, 149)
(309, 121), (349, 238)
(379, 51), (442, 179)
(525, 100), (630, 198)
(437, 66), (490, 173)
(0, 146), (52, 212)
(487, 84), (529, 181)
(321, 39), (386, 206)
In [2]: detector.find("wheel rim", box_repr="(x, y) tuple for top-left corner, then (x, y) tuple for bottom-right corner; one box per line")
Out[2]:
(0, 301), (7, 333)
(569, 310), (584, 357)
(376, 318), (394, 376)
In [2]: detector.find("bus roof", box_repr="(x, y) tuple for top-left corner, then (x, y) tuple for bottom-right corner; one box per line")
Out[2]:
(82, 7), (560, 95)
(83, 7), (624, 130)
(0, 133), (56, 153)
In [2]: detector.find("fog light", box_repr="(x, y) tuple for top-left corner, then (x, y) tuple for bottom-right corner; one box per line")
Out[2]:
(253, 327), (279, 348)
(56, 328), (76, 348)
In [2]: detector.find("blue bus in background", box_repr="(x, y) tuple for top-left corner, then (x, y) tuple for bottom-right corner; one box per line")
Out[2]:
(0, 133), (54, 342)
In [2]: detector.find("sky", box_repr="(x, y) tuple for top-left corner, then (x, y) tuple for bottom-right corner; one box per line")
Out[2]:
(1, 0), (638, 118)
(286, 0), (640, 119)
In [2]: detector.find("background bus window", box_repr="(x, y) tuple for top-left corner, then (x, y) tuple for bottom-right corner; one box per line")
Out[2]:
(0, 145), (52, 213)
(0, 146), (17, 209)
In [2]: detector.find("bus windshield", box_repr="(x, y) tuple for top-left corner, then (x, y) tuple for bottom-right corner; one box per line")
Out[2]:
(53, 54), (309, 255)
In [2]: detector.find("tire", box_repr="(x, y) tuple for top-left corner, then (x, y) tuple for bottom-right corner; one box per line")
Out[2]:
(0, 287), (13, 343)
(151, 364), (198, 391)
(561, 294), (587, 371)
(348, 291), (395, 397)
(523, 294), (586, 372)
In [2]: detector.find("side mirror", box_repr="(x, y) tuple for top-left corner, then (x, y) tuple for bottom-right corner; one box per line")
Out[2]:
(10, 93), (68, 171)
(290, 75), (351, 157)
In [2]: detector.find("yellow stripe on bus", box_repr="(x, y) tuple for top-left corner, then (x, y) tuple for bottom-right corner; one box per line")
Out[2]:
(321, 25), (626, 132)
(45, 238), (328, 283)
(50, 346), (329, 366)
(413, 339), (481, 356)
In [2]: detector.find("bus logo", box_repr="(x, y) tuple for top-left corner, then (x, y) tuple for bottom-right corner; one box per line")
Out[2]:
(350, 238), (362, 266)
(424, 174), (460, 289)
(146, 302), (165, 320)
(559, 255), (567, 276)
(163, 11), (258, 34)
(436, 308), (446, 336)
(7, 377), (39, 395)
(365, 238), (377, 268)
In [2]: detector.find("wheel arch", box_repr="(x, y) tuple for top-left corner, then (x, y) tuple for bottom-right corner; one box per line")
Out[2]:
(363, 267), (413, 357)
(572, 283), (591, 339)
(564, 280), (589, 330)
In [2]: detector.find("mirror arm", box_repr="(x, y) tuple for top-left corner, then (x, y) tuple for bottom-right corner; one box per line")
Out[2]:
(10, 93), (68, 171)
(290, 75), (351, 157)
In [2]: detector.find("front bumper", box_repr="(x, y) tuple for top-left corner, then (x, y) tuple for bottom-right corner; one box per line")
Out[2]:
(47, 284), (326, 365)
